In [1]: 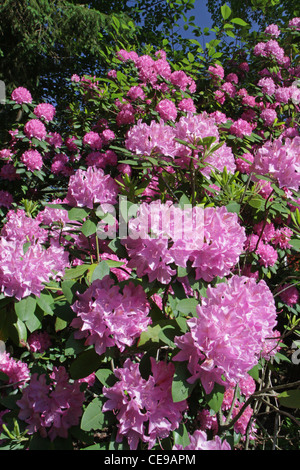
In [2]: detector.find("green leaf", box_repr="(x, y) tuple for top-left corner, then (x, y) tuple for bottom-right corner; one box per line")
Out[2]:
(172, 362), (196, 402)
(248, 197), (264, 210)
(225, 29), (235, 38)
(63, 265), (89, 280)
(226, 202), (240, 214)
(221, 3), (232, 20)
(95, 368), (116, 388)
(278, 390), (300, 409)
(138, 324), (162, 348)
(35, 293), (54, 315)
(13, 318), (27, 345)
(176, 298), (198, 316)
(81, 219), (97, 237)
(230, 17), (248, 26)
(61, 280), (77, 304)
(26, 308), (43, 333)
(70, 348), (103, 380)
(91, 261), (110, 282)
(68, 207), (90, 221)
(290, 239), (300, 252)
(14, 296), (36, 322)
(81, 397), (114, 431)
(173, 422), (190, 448)
(204, 382), (225, 413)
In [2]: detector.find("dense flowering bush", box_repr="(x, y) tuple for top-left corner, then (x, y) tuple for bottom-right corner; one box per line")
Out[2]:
(0, 10), (299, 452)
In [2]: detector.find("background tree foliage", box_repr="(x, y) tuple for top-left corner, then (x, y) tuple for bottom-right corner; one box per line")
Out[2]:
(0, 0), (197, 137)
(0, 0), (195, 100)
(206, 0), (300, 30)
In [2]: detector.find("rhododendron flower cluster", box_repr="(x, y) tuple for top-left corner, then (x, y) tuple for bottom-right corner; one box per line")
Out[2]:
(0, 238), (69, 300)
(173, 276), (278, 393)
(123, 201), (245, 284)
(252, 137), (300, 190)
(34, 103), (56, 122)
(27, 331), (52, 353)
(24, 119), (47, 141)
(125, 112), (236, 175)
(65, 166), (119, 208)
(102, 358), (187, 450)
(0, 351), (30, 389)
(173, 430), (231, 450)
(21, 149), (43, 171)
(0, 209), (69, 299)
(11, 87), (32, 104)
(71, 277), (151, 355)
(17, 367), (84, 441)
(279, 284), (299, 306)
(0, 190), (13, 209)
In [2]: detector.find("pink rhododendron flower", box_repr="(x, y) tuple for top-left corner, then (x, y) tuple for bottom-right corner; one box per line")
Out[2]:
(99, 253), (132, 282)
(1, 209), (47, 243)
(82, 131), (103, 150)
(210, 110), (228, 123)
(214, 90), (225, 104)
(24, 119), (47, 141)
(21, 149), (43, 171)
(17, 366), (84, 441)
(208, 64), (224, 81)
(178, 98), (196, 113)
(201, 142), (236, 178)
(257, 77), (276, 95)
(0, 238), (69, 300)
(155, 99), (177, 121)
(0, 163), (19, 181)
(65, 166), (118, 208)
(235, 152), (254, 173)
(124, 202), (245, 284)
(170, 70), (196, 92)
(51, 153), (71, 176)
(239, 62), (249, 72)
(252, 136), (300, 191)
(264, 24), (281, 37)
(226, 73), (239, 84)
(173, 275), (277, 393)
(289, 17), (300, 30)
(0, 351), (30, 389)
(173, 430), (231, 450)
(261, 108), (277, 126)
(253, 220), (276, 242)
(34, 103), (56, 122)
(127, 85), (146, 101)
(116, 49), (139, 63)
(185, 206), (246, 282)
(11, 87), (32, 104)
(0, 191), (13, 209)
(0, 149), (13, 161)
(78, 373), (96, 388)
(275, 87), (293, 103)
(102, 358), (187, 450)
(46, 131), (63, 148)
(279, 284), (299, 306)
(125, 119), (176, 158)
(272, 227), (293, 249)
(71, 277), (151, 355)
(230, 119), (253, 138)
(86, 150), (117, 169)
(28, 331), (52, 353)
(116, 103), (135, 126)
(221, 81), (236, 98)
(173, 112), (219, 152)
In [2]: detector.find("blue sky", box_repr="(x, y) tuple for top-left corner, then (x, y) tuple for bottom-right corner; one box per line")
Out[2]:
(176, 0), (216, 43)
